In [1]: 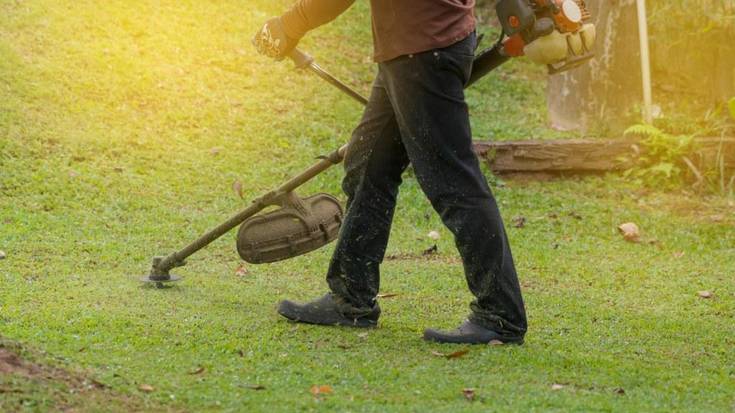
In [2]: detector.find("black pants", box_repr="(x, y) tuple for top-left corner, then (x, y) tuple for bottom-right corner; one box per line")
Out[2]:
(326, 33), (527, 336)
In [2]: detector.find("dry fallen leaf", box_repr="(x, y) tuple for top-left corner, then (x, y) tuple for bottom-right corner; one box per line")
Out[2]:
(614, 387), (626, 395)
(431, 349), (470, 359)
(672, 251), (685, 259)
(138, 384), (155, 393)
(188, 366), (205, 375)
(462, 388), (476, 401)
(88, 379), (108, 390)
(377, 293), (399, 299)
(617, 222), (641, 243)
(512, 216), (526, 228)
(422, 245), (438, 256)
(0, 251), (6, 260)
(232, 180), (244, 199)
(488, 340), (504, 346)
(234, 264), (249, 277)
(210, 147), (222, 156)
(428, 230), (441, 240)
(310, 385), (333, 396)
(551, 383), (565, 391)
(697, 290), (714, 299)
(446, 349), (470, 359)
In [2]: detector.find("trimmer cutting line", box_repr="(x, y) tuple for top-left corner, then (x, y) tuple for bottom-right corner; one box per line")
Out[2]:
(140, 0), (596, 287)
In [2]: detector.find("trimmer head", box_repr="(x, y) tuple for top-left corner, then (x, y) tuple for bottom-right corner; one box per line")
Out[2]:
(140, 256), (184, 288)
(140, 274), (182, 289)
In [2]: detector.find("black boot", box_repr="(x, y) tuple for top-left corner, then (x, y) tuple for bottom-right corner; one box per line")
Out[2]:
(277, 293), (380, 328)
(423, 320), (524, 345)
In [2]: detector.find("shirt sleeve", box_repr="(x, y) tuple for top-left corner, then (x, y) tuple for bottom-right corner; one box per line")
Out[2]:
(280, 0), (356, 39)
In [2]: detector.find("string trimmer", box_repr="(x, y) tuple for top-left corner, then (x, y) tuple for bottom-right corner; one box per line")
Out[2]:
(140, 0), (595, 287)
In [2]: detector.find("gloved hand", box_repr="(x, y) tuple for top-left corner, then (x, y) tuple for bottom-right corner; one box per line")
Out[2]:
(252, 17), (298, 60)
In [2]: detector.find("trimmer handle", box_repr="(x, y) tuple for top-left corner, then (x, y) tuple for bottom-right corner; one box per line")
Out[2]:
(288, 49), (314, 69)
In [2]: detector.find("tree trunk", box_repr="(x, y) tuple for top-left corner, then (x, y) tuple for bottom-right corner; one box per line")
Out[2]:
(547, 0), (642, 134)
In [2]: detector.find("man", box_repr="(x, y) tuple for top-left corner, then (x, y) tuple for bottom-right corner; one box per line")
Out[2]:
(253, 0), (527, 344)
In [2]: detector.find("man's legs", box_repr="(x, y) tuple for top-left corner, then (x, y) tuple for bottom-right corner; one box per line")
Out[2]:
(279, 35), (527, 340)
(278, 73), (409, 324)
(325, 73), (409, 313)
(379, 34), (528, 338)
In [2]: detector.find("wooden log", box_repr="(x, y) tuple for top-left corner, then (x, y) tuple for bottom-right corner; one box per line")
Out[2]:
(473, 137), (735, 174)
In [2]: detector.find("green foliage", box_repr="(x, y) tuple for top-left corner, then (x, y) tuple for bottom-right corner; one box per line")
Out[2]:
(624, 122), (735, 195)
(623, 124), (695, 188)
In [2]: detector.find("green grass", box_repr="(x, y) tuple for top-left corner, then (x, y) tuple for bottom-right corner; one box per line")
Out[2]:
(1, 1), (734, 411)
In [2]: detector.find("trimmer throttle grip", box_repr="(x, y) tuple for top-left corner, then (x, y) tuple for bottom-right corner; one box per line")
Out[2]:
(288, 49), (314, 69)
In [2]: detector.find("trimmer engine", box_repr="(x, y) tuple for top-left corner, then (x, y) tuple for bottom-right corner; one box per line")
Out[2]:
(495, 0), (596, 74)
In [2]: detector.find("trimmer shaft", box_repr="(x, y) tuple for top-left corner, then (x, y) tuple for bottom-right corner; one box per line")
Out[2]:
(140, 46), (510, 289)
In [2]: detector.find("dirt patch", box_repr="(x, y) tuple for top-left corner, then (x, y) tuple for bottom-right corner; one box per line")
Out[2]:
(0, 347), (44, 377)
(0, 343), (108, 391)
(0, 341), (180, 412)
(0, 348), (26, 374)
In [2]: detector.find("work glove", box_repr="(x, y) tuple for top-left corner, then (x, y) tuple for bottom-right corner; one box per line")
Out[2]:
(252, 17), (298, 60)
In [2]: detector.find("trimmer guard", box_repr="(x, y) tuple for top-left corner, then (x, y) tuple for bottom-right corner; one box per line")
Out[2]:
(236, 193), (343, 264)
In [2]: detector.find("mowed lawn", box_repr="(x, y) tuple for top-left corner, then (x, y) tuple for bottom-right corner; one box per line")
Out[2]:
(1, 1), (734, 411)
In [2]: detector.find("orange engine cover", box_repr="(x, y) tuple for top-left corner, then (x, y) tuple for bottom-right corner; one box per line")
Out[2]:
(551, 0), (590, 33)
(503, 34), (527, 57)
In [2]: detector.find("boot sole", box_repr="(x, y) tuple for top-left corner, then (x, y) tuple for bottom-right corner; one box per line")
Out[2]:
(422, 332), (524, 345)
(281, 316), (377, 328)
(277, 302), (377, 328)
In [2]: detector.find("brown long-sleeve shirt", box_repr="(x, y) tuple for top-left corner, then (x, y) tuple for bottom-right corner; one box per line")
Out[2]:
(281, 0), (476, 62)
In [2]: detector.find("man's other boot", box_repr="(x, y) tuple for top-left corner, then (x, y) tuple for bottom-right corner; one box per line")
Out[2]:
(423, 320), (524, 345)
(278, 293), (380, 328)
